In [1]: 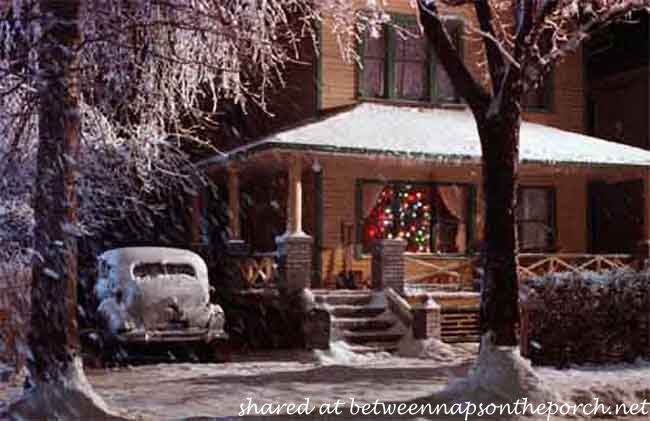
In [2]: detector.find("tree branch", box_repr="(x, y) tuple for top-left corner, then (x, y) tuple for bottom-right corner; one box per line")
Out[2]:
(417, 0), (490, 115)
(545, 0), (649, 64)
(474, 0), (506, 93)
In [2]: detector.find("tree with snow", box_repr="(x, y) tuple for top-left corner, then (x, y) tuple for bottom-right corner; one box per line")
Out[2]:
(0, 0), (385, 417)
(412, 0), (650, 347)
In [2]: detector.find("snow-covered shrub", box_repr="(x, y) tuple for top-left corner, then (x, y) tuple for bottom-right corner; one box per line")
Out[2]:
(520, 270), (650, 366)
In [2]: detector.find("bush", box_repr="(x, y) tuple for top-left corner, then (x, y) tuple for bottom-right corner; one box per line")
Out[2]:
(520, 270), (650, 367)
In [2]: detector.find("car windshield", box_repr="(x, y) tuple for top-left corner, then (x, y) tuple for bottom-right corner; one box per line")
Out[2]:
(132, 263), (196, 279)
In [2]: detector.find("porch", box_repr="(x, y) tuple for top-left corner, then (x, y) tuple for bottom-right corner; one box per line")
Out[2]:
(192, 103), (650, 346)
(195, 152), (650, 292)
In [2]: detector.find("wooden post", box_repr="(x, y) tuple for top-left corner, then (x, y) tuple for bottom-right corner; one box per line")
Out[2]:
(227, 165), (241, 240)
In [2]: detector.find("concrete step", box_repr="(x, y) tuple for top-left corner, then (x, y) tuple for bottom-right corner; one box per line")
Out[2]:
(318, 293), (374, 306)
(347, 341), (400, 354)
(332, 317), (396, 332)
(330, 305), (385, 319)
(342, 330), (405, 345)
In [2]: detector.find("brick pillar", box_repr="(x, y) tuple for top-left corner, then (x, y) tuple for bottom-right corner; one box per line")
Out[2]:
(276, 234), (313, 290)
(412, 295), (441, 340)
(371, 239), (406, 293)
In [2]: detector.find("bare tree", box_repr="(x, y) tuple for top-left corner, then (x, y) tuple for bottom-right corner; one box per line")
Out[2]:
(412, 0), (650, 346)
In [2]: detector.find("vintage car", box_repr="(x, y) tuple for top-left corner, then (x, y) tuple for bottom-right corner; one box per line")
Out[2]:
(94, 247), (226, 358)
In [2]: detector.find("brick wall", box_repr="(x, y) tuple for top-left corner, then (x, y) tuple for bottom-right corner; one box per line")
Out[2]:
(277, 235), (314, 290)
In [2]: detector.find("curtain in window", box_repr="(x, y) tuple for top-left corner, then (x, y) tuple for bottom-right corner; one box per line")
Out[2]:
(517, 188), (551, 251)
(362, 30), (386, 97)
(394, 29), (428, 100)
(432, 185), (466, 253)
(362, 183), (387, 219)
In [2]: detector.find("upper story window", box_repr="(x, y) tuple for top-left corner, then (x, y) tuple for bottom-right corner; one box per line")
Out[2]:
(359, 17), (463, 104)
(516, 186), (556, 252)
(358, 181), (475, 255)
(522, 70), (554, 111)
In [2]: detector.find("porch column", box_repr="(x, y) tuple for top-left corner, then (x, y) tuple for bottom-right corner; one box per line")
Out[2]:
(227, 165), (248, 256)
(287, 156), (304, 235)
(277, 155), (313, 291)
(371, 238), (406, 293)
(227, 165), (241, 240)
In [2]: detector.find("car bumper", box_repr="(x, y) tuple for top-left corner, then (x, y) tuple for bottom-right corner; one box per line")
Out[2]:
(115, 328), (227, 344)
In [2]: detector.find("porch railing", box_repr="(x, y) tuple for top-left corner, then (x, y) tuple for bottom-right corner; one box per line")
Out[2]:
(237, 251), (278, 288)
(404, 253), (637, 289)
(517, 253), (636, 281)
(404, 256), (477, 291)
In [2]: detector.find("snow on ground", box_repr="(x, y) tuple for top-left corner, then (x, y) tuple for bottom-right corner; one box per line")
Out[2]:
(3, 346), (650, 420)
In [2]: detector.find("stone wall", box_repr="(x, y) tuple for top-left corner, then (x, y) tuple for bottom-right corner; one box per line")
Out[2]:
(520, 271), (650, 366)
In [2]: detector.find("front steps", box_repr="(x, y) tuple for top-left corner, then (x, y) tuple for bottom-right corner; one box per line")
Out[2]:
(314, 290), (407, 353)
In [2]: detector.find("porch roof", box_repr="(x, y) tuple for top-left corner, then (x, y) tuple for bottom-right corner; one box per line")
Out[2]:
(201, 103), (650, 168)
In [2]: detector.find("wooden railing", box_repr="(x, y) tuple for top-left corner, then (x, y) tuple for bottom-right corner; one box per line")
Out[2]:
(517, 253), (636, 281)
(404, 256), (477, 290)
(404, 253), (637, 288)
(238, 252), (278, 288)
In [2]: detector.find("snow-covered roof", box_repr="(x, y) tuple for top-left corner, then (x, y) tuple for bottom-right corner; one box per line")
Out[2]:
(205, 103), (650, 167)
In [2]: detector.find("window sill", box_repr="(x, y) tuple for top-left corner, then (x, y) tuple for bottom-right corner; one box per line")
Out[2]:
(523, 107), (553, 115)
(357, 96), (466, 110)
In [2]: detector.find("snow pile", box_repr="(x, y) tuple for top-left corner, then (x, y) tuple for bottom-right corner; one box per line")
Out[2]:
(225, 103), (650, 167)
(8, 357), (130, 421)
(396, 332), (473, 363)
(313, 341), (392, 365)
(437, 333), (558, 408)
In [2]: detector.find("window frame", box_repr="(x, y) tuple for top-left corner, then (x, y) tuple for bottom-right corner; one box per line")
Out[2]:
(354, 178), (477, 258)
(516, 185), (557, 253)
(522, 69), (555, 113)
(357, 14), (464, 106)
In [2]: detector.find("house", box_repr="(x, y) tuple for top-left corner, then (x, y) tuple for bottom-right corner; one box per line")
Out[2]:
(192, 1), (650, 293)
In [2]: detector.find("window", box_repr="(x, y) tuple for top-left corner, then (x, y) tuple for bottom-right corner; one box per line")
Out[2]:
(359, 17), (462, 104)
(516, 187), (556, 252)
(360, 27), (386, 97)
(521, 28), (554, 111)
(358, 181), (474, 254)
(522, 70), (553, 111)
(394, 23), (429, 100)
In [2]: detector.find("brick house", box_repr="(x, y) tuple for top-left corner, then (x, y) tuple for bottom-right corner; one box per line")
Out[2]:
(192, 1), (650, 293)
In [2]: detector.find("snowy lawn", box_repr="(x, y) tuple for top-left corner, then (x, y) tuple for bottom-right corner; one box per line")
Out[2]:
(3, 344), (650, 420)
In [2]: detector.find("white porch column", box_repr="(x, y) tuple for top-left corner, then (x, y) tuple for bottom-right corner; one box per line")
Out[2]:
(227, 165), (241, 240)
(286, 156), (304, 235)
(276, 155), (313, 291)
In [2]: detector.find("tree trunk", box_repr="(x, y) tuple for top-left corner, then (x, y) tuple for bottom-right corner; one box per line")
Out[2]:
(478, 112), (521, 347)
(29, 0), (82, 382)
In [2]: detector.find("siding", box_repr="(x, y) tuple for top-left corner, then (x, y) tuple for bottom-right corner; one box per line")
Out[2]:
(319, 0), (585, 135)
(314, 155), (643, 287)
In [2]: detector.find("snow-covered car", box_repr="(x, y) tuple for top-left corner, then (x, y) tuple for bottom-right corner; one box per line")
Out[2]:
(94, 247), (226, 353)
